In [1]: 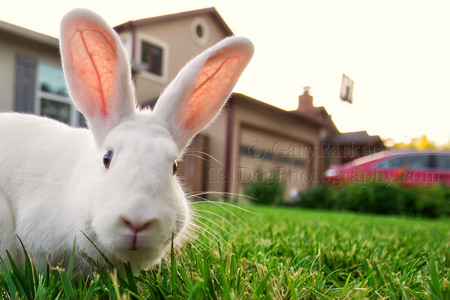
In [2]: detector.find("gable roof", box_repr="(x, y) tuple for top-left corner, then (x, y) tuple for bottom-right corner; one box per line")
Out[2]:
(230, 93), (326, 128)
(326, 130), (384, 147)
(0, 20), (58, 47)
(114, 7), (233, 36)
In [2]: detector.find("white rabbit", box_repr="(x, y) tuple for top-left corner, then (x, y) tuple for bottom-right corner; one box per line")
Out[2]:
(0, 8), (253, 272)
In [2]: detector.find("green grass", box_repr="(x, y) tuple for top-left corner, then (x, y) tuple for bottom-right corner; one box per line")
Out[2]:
(1, 203), (449, 299)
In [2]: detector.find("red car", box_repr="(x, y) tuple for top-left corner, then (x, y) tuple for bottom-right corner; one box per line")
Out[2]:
(323, 150), (450, 186)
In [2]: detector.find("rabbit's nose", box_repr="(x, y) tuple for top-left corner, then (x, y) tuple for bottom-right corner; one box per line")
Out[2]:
(121, 217), (154, 234)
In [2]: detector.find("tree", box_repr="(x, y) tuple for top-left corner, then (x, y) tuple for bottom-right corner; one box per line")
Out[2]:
(385, 135), (449, 150)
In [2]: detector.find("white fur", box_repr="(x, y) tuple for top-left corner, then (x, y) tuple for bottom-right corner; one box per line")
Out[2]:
(0, 8), (253, 272)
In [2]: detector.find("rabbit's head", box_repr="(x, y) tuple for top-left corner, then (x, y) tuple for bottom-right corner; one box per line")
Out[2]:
(60, 9), (253, 268)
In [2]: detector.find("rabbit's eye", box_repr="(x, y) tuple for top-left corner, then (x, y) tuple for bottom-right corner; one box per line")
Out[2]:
(173, 160), (179, 175)
(103, 151), (113, 169)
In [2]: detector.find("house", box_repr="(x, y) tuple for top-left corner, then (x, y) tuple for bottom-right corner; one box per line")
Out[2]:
(113, 7), (233, 105)
(0, 20), (83, 126)
(112, 9), (354, 200)
(0, 7), (232, 126)
(293, 88), (385, 180)
(324, 130), (386, 164)
(0, 8), (384, 202)
(194, 88), (384, 202)
(197, 92), (329, 202)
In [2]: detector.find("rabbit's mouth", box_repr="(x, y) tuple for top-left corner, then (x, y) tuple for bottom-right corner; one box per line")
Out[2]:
(116, 229), (171, 254)
(121, 234), (154, 251)
(113, 238), (171, 265)
(128, 237), (139, 251)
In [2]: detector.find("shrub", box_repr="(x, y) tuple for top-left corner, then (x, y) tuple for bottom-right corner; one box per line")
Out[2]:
(406, 184), (450, 218)
(335, 182), (405, 215)
(297, 182), (450, 218)
(298, 184), (335, 210)
(244, 171), (285, 205)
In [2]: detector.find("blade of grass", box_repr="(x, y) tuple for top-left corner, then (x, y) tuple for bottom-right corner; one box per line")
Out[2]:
(80, 231), (115, 270)
(170, 233), (178, 298)
(67, 239), (77, 279)
(0, 256), (18, 298)
(124, 262), (138, 299)
(339, 273), (352, 298)
(427, 256), (443, 299)
(58, 270), (75, 300)
(80, 231), (129, 288)
(254, 269), (272, 297)
(286, 273), (298, 299)
(6, 250), (30, 299)
(17, 238), (36, 299)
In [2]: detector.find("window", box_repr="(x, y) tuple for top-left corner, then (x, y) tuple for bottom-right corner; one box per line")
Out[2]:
(196, 24), (204, 38)
(141, 41), (163, 76)
(377, 154), (430, 169)
(119, 32), (132, 61)
(239, 144), (306, 167)
(434, 154), (450, 170)
(135, 34), (168, 83)
(36, 63), (79, 126)
(191, 18), (209, 45)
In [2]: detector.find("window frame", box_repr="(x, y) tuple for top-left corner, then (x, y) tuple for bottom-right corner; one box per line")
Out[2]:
(35, 61), (79, 127)
(135, 33), (169, 83)
(191, 17), (210, 46)
(119, 32), (133, 61)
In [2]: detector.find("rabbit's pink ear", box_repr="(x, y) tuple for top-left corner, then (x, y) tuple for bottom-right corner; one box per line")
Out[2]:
(60, 9), (135, 145)
(154, 37), (254, 150)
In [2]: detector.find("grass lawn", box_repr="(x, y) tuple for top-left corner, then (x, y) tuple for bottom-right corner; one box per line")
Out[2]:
(1, 203), (449, 299)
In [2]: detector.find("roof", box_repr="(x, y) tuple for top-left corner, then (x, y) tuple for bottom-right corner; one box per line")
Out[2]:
(230, 93), (326, 128)
(326, 130), (384, 146)
(295, 106), (339, 133)
(0, 7), (232, 48)
(0, 20), (58, 47)
(114, 7), (233, 36)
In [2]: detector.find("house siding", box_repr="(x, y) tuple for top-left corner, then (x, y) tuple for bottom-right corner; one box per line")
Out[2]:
(0, 28), (60, 113)
(231, 98), (321, 200)
(14, 54), (37, 113)
(197, 95), (323, 201)
(199, 104), (229, 195)
(126, 14), (229, 103)
(0, 31), (19, 112)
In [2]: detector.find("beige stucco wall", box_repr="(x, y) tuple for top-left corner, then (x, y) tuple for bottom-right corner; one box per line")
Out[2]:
(127, 14), (229, 103)
(0, 28), (60, 112)
(239, 126), (313, 196)
(200, 106), (229, 195)
(197, 95), (324, 202)
(231, 99), (321, 201)
(0, 36), (15, 112)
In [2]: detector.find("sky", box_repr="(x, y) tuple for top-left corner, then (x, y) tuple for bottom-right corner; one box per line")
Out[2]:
(1, 0), (449, 145)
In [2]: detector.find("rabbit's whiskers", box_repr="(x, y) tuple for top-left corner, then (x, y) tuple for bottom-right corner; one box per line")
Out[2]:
(181, 191), (259, 256)
(183, 151), (224, 166)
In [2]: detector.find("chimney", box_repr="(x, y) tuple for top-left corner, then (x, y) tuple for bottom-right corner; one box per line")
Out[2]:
(298, 86), (314, 112)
